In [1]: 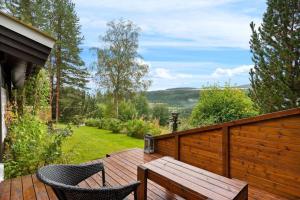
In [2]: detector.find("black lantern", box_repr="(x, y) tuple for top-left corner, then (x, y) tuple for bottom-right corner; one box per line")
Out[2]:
(169, 112), (180, 133)
(144, 134), (154, 154)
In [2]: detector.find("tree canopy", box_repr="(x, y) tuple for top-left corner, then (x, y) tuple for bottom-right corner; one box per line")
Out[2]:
(190, 86), (258, 127)
(94, 19), (150, 117)
(249, 0), (300, 113)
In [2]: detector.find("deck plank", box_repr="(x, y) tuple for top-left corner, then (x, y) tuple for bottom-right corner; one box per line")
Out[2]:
(0, 178), (11, 200)
(45, 185), (58, 200)
(103, 159), (160, 200)
(32, 174), (49, 200)
(10, 177), (23, 200)
(22, 175), (36, 200)
(0, 148), (292, 200)
(112, 151), (184, 200)
(105, 156), (164, 200)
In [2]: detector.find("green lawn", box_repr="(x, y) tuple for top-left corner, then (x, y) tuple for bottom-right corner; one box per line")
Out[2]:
(62, 126), (144, 164)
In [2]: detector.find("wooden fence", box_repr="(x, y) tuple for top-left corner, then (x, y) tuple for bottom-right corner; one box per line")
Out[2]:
(153, 108), (300, 199)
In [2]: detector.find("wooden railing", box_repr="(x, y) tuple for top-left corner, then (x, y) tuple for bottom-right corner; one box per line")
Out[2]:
(153, 108), (300, 199)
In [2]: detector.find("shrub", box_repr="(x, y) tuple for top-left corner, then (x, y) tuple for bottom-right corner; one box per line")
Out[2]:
(85, 118), (101, 127)
(3, 114), (72, 178)
(100, 118), (123, 133)
(118, 101), (137, 121)
(89, 103), (106, 119)
(178, 118), (194, 131)
(72, 115), (84, 125)
(108, 118), (123, 133)
(151, 103), (169, 126)
(190, 85), (258, 127)
(25, 69), (50, 115)
(124, 119), (161, 139)
(44, 125), (73, 164)
(133, 95), (150, 119)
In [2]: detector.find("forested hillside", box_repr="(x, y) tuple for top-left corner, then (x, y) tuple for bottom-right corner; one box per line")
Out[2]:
(146, 88), (199, 107)
(146, 85), (250, 108)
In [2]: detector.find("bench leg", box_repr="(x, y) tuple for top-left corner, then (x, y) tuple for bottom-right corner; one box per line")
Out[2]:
(137, 165), (148, 200)
(235, 184), (248, 200)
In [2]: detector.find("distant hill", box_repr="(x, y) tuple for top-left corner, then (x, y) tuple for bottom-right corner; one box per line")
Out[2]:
(236, 84), (251, 89)
(146, 85), (250, 108)
(146, 87), (199, 108)
(165, 87), (199, 91)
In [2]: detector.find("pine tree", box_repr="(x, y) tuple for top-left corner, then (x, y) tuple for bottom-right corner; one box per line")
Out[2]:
(249, 0), (300, 113)
(4, 0), (50, 28)
(50, 0), (89, 122)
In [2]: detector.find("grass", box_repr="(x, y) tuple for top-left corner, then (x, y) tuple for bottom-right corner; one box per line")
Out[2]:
(62, 126), (144, 164)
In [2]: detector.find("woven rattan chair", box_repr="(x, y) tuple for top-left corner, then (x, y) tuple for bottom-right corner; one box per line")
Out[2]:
(36, 163), (140, 200)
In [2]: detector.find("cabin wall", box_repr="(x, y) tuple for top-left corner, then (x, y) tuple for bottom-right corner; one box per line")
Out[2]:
(153, 109), (300, 199)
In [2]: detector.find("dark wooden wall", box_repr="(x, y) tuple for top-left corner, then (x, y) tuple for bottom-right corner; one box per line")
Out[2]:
(153, 108), (300, 199)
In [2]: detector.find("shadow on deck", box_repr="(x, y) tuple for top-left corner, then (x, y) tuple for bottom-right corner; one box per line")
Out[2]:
(0, 148), (290, 200)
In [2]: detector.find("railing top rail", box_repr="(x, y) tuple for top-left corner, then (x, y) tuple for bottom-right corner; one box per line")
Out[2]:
(154, 107), (300, 140)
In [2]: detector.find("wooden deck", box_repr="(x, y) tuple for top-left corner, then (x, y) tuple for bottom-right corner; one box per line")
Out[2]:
(0, 148), (291, 200)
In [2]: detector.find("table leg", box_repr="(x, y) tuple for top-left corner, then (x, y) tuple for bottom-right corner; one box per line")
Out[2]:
(137, 165), (148, 200)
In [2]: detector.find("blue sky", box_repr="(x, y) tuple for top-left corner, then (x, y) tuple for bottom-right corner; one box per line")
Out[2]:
(74, 0), (266, 91)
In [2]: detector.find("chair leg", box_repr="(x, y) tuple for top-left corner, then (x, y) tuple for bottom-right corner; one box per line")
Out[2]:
(102, 169), (106, 186)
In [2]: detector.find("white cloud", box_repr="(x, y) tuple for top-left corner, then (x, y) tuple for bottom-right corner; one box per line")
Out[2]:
(149, 63), (252, 90)
(74, 0), (239, 12)
(75, 1), (263, 90)
(75, 0), (262, 49)
(80, 17), (107, 29)
(154, 68), (174, 80)
(212, 65), (253, 77)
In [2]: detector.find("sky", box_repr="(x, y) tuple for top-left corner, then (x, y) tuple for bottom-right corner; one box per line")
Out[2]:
(74, 0), (267, 91)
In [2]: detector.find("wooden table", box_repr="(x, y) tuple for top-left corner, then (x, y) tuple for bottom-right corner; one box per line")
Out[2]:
(137, 156), (248, 200)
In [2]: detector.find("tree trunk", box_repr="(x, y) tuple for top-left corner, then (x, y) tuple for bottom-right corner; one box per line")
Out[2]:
(55, 14), (62, 123)
(116, 97), (119, 118)
(49, 61), (54, 120)
(55, 47), (61, 123)
(114, 91), (119, 118)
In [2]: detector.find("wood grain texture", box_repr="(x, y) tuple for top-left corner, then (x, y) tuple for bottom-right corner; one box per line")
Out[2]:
(0, 178), (11, 200)
(142, 156), (248, 200)
(155, 137), (175, 157)
(230, 115), (300, 199)
(154, 109), (300, 199)
(180, 129), (223, 175)
(10, 178), (23, 200)
(22, 175), (36, 200)
(0, 148), (293, 200)
(222, 126), (230, 178)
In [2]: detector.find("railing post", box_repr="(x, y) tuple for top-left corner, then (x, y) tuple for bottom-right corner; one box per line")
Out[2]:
(222, 126), (230, 177)
(175, 135), (180, 160)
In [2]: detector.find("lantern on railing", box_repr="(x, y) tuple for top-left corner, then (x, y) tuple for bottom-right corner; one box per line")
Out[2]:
(144, 134), (154, 154)
(169, 112), (180, 133)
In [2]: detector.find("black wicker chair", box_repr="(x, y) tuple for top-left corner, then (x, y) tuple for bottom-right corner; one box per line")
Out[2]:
(36, 163), (140, 200)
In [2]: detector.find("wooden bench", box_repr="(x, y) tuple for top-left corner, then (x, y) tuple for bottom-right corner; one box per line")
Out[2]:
(137, 156), (248, 200)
